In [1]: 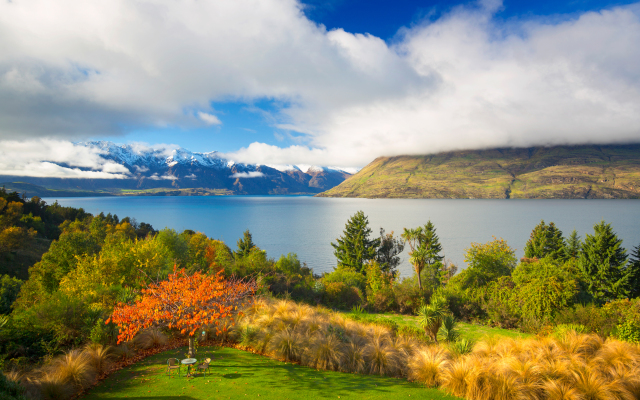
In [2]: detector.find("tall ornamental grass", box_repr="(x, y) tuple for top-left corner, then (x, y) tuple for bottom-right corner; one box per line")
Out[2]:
(227, 298), (640, 400)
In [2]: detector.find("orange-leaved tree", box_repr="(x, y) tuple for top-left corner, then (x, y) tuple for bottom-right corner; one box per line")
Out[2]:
(108, 267), (256, 357)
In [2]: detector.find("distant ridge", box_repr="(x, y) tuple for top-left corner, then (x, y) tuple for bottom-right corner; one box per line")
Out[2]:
(0, 141), (352, 196)
(317, 145), (640, 199)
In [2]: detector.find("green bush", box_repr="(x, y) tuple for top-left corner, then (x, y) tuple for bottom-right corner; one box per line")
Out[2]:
(0, 373), (26, 400)
(615, 319), (640, 343)
(323, 282), (363, 310)
(0, 275), (22, 315)
(321, 268), (366, 294)
(393, 275), (430, 314)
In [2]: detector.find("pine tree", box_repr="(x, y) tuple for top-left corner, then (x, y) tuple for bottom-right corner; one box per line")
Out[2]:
(627, 244), (640, 298)
(234, 229), (255, 259)
(578, 221), (629, 302)
(563, 229), (582, 260)
(331, 211), (380, 273)
(524, 220), (565, 260)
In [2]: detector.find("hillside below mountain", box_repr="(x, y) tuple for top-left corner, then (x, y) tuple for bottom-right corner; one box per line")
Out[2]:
(317, 145), (640, 199)
(0, 141), (352, 196)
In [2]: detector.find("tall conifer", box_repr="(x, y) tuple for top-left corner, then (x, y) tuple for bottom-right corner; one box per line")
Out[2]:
(331, 211), (380, 273)
(578, 221), (628, 302)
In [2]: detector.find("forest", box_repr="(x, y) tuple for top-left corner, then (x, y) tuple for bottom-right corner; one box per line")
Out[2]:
(1, 187), (640, 399)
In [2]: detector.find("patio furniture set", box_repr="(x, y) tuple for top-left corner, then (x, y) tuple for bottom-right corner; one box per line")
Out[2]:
(166, 357), (211, 377)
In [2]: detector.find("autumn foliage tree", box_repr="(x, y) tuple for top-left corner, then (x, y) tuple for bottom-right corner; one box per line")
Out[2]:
(108, 267), (257, 357)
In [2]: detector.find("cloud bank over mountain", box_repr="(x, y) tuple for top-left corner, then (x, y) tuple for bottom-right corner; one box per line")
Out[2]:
(0, 0), (639, 172)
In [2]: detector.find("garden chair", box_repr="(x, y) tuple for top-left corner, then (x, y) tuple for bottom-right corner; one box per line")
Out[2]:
(166, 358), (181, 376)
(196, 358), (211, 377)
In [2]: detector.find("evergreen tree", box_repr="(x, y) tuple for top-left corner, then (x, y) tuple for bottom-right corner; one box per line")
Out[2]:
(627, 244), (640, 298)
(375, 228), (404, 277)
(524, 220), (565, 260)
(563, 229), (582, 260)
(331, 211), (380, 273)
(578, 221), (629, 302)
(234, 229), (255, 259)
(402, 221), (444, 290)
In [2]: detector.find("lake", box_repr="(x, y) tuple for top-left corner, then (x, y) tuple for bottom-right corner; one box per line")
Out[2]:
(42, 196), (640, 278)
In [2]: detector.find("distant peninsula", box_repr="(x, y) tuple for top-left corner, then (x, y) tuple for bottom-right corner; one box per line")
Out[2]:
(317, 145), (640, 199)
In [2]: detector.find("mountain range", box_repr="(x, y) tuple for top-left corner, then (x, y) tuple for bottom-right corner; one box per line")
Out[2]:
(0, 141), (353, 196)
(318, 145), (640, 199)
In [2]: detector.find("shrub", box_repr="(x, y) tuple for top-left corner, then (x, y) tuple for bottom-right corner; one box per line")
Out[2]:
(615, 319), (640, 344)
(0, 372), (26, 400)
(323, 282), (363, 310)
(365, 261), (396, 312)
(322, 268), (366, 293)
(394, 276), (429, 314)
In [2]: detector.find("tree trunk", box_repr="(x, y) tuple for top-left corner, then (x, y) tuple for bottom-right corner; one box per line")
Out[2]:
(188, 337), (195, 358)
(417, 267), (423, 290)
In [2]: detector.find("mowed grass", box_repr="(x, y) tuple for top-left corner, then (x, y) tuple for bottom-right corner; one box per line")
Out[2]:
(363, 313), (531, 342)
(82, 346), (461, 400)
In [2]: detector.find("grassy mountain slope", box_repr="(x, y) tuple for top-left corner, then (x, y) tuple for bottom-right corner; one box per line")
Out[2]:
(317, 145), (640, 199)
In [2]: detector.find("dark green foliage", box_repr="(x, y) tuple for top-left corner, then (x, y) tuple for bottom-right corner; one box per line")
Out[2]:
(331, 211), (380, 273)
(627, 244), (640, 298)
(523, 220), (565, 260)
(375, 228), (404, 276)
(0, 275), (22, 315)
(235, 229), (256, 259)
(269, 253), (316, 302)
(0, 372), (26, 400)
(563, 229), (582, 260)
(578, 221), (629, 302)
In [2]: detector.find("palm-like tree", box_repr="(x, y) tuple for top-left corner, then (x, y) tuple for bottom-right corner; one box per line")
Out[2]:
(418, 295), (448, 343)
(402, 221), (443, 291)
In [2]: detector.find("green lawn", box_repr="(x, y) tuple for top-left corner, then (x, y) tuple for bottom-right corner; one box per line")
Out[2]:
(82, 346), (460, 400)
(359, 313), (531, 342)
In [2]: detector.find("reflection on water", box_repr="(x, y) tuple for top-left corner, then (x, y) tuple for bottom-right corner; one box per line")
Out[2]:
(44, 196), (640, 277)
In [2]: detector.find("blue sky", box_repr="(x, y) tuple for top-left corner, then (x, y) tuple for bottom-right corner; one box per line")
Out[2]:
(0, 0), (639, 177)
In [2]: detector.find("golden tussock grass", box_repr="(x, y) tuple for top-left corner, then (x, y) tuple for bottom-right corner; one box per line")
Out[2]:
(243, 299), (640, 400)
(82, 343), (115, 376)
(407, 346), (451, 387)
(133, 327), (168, 350)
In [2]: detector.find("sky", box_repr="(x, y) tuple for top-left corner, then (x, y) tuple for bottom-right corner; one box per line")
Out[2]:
(0, 0), (639, 178)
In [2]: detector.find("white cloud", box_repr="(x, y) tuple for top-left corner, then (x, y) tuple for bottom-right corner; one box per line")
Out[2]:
(198, 112), (222, 126)
(185, 173), (197, 179)
(230, 171), (265, 178)
(133, 165), (149, 173)
(148, 173), (178, 180)
(0, 0), (639, 167)
(0, 139), (130, 178)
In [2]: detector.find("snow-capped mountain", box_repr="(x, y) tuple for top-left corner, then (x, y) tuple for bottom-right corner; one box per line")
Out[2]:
(1, 141), (353, 195)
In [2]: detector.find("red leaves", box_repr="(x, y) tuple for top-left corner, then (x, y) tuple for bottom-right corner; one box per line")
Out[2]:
(110, 266), (257, 343)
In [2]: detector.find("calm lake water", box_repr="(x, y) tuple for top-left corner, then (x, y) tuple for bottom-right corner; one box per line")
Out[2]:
(43, 196), (640, 277)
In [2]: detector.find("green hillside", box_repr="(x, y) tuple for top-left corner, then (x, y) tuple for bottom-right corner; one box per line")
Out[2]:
(317, 145), (640, 199)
